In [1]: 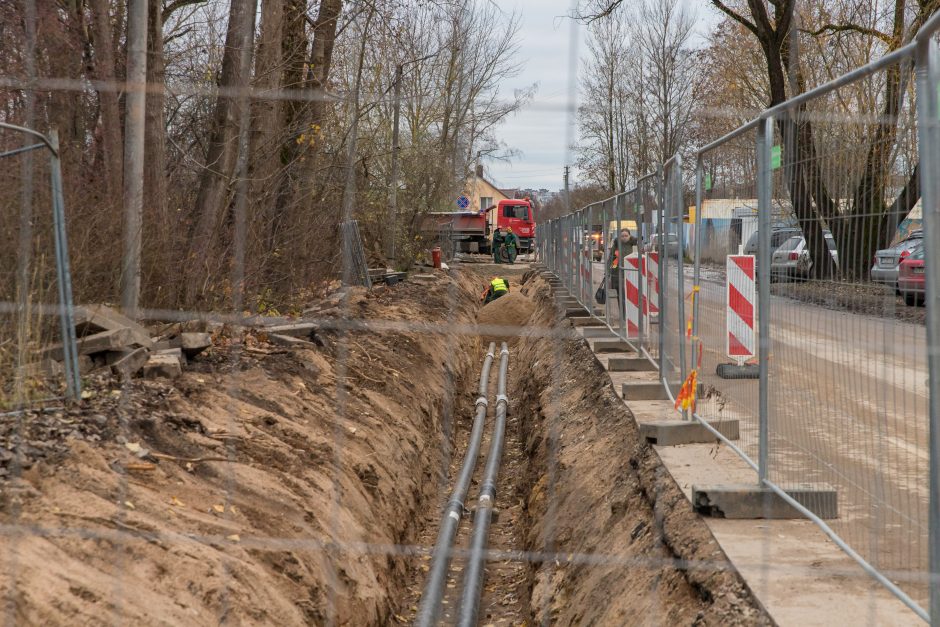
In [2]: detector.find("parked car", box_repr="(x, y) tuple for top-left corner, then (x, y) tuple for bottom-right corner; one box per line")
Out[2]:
(897, 245), (926, 306)
(647, 232), (681, 257)
(770, 232), (838, 281)
(871, 230), (923, 291)
(743, 226), (801, 256)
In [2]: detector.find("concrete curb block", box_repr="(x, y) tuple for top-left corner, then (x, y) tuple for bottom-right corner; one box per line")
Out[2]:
(692, 484), (838, 520)
(640, 419), (740, 446)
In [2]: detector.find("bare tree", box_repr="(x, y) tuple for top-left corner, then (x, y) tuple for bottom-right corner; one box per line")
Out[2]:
(577, 12), (631, 192)
(184, 0), (257, 303)
(577, 0), (700, 190)
(711, 0), (935, 278)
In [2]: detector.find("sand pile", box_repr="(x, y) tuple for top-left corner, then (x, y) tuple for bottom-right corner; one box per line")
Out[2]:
(477, 291), (535, 339)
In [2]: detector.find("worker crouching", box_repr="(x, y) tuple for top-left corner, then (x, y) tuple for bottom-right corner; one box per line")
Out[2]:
(481, 277), (509, 305)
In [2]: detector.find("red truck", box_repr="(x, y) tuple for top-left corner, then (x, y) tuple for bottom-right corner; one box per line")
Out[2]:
(420, 198), (537, 255)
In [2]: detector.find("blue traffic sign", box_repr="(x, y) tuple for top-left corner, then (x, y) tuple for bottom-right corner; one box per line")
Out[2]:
(456, 195), (470, 209)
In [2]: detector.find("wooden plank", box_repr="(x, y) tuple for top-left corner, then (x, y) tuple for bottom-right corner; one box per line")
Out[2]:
(108, 347), (150, 379)
(73, 304), (154, 349)
(43, 328), (133, 361)
(262, 323), (318, 339)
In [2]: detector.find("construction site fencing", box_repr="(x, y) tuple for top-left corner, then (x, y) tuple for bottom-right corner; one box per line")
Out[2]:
(0, 124), (80, 410)
(691, 123), (764, 472)
(637, 171), (661, 366)
(541, 12), (940, 622)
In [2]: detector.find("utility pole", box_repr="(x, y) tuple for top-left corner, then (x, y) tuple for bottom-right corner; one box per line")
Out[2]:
(386, 51), (440, 266)
(387, 63), (403, 266)
(121, 0), (147, 316)
(563, 165), (571, 213)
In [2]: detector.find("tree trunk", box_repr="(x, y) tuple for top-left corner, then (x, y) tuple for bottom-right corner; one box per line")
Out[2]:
(143, 0), (167, 303)
(304, 0), (343, 146)
(185, 0), (256, 304)
(249, 0), (285, 285)
(89, 0), (124, 202)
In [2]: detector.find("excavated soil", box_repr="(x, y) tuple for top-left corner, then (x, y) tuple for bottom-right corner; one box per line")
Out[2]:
(0, 261), (770, 626)
(477, 292), (536, 332)
(0, 270), (482, 625)
(509, 272), (770, 625)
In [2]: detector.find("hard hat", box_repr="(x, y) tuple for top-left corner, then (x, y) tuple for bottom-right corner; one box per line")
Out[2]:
(507, 227), (513, 232)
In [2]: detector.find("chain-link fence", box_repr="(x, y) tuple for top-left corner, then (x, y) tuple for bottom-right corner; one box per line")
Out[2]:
(540, 13), (940, 622)
(0, 124), (80, 410)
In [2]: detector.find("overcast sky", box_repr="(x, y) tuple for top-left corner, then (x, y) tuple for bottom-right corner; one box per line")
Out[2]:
(485, 0), (720, 192)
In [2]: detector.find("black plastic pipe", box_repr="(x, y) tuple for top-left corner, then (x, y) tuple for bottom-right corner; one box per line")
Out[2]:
(456, 342), (510, 627)
(415, 342), (496, 627)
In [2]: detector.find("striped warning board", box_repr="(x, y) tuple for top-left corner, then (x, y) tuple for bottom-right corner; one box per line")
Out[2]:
(581, 239), (592, 303)
(624, 254), (641, 338)
(726, 255), (756, 359)
(643, 252), (659, 316)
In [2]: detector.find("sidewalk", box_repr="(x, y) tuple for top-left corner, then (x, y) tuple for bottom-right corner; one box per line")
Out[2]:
(582, 330), (923, 626)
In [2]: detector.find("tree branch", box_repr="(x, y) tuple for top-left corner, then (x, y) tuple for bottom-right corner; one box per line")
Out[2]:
(572, 0), (626, 24)
(803, 22), (893, 45)
(710, 1), (760, 38)
(162, 0), (207, 23)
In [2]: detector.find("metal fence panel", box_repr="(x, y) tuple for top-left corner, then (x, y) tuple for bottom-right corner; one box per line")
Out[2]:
(0, 125), (80, 410)
(691, 125), (763, 466)
(765, 54), (928, 608)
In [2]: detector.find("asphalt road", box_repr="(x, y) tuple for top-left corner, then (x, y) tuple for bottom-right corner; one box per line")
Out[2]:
(579, 258), (930, 600)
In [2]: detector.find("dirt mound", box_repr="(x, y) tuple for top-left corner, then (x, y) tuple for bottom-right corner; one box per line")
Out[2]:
(511, 273), (770, 625)
(476, 292), (535, 339)
(0, 270), (483, 626)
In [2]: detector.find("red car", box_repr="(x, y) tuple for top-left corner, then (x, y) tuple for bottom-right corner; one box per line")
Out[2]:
(897, 245), (925, 306)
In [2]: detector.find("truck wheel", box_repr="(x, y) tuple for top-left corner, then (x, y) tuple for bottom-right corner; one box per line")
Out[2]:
(498, 247), (511, 263)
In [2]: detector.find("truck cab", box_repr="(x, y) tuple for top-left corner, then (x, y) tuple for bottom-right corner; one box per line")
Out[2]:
(491, 199), (536, 253)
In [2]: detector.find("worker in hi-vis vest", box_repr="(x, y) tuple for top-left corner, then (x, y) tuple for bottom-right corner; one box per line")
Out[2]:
(481, 277), (509, 305)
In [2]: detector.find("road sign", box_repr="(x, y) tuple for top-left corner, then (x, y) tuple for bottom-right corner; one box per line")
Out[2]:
(456, 195), (470, 209)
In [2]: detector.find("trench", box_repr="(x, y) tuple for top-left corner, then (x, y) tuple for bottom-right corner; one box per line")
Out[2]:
(391, 266), (770, 625)
(0, 263), (772, 625)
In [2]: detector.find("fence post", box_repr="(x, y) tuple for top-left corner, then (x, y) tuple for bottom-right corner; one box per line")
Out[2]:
(569, 215), (574, 291)
(587, 205), (594, 306)
(916, 32), (940, 623)
(48, 130), (81, 401)
(603, 200), (610, 326)
(756, 115), (774, 485)
(616, 194), (643, 344)
(656, 165), (666, 379)
(673, 156), (688, 416)
(692, 155), (703, 376)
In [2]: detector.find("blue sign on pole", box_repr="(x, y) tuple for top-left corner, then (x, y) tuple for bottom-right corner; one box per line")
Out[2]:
(456, 195), (470, 209)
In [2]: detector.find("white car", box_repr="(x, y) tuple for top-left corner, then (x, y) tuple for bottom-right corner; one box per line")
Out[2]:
(770, 233), (838, 281)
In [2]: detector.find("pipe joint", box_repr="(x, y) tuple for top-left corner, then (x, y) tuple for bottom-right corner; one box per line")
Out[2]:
(475, 396), (488, 408)
(496, 394), (509, 407)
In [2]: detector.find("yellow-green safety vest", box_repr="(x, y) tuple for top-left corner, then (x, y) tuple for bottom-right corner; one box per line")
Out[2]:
(491, 278), (508, 293)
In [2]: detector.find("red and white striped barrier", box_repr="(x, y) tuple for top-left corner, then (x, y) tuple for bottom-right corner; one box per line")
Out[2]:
(643, 252), (659, 316)
(624, 254), (641, 338)
(582, 245), (592, 303)
(726, 254), (756, 361)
